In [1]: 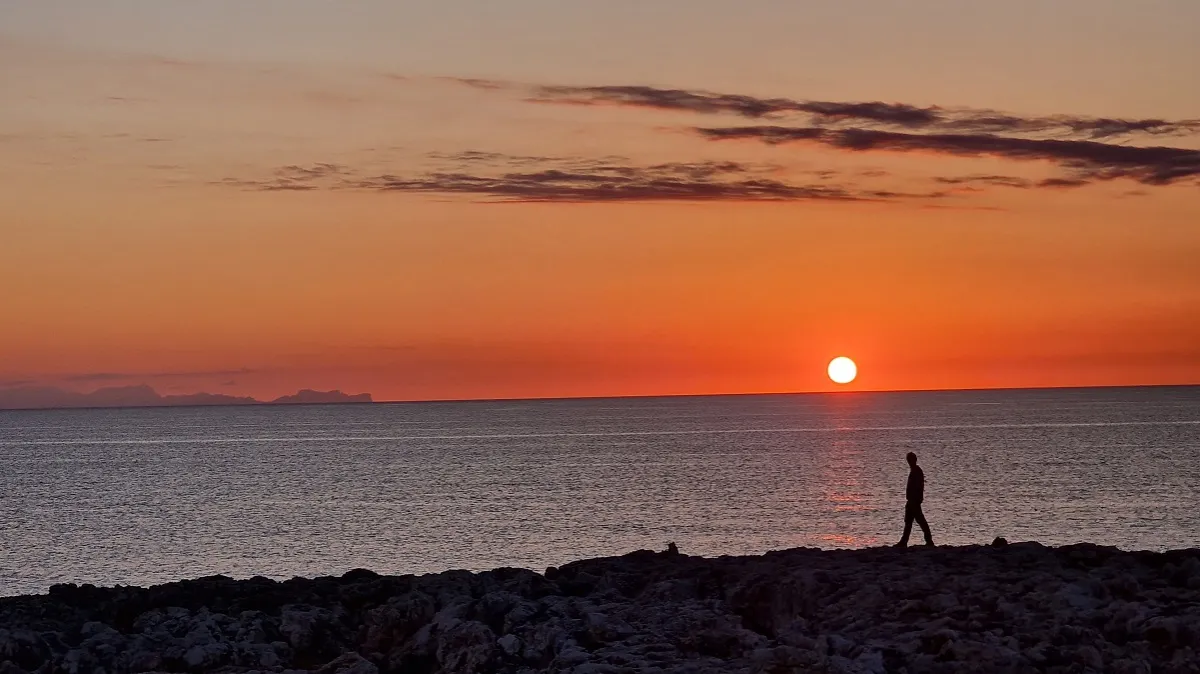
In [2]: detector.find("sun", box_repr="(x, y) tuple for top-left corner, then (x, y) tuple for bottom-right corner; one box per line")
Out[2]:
(828, 356), (858, 385)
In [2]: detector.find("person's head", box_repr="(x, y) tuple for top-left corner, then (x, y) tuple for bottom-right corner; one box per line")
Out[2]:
(906, 452), (918, 466)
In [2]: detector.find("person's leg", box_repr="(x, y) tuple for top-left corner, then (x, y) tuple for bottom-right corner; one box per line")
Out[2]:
(915, 505), (934, 545)
(898, 502), (915, 546)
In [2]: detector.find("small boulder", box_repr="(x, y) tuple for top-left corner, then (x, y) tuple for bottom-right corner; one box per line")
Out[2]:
(497, 634), (521, 657)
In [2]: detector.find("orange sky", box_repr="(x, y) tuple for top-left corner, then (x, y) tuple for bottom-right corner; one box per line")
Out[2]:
(2, 2), (1199, 401)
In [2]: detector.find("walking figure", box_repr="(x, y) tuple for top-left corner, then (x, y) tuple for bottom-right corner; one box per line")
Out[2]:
(897, 452), (934, 547)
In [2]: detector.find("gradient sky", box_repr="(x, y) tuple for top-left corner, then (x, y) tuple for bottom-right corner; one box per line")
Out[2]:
(2, 0), (1199, 401)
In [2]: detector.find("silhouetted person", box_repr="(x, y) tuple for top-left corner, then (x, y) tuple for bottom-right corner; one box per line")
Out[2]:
(897, 452), (934, 547)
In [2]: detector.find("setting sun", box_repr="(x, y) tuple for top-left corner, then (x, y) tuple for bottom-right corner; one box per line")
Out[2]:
(828, 357), (858, 385)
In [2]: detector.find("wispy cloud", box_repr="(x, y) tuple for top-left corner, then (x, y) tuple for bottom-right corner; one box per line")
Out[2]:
(935, 175), (1037, 189)
(934, 175), (1090, 190)
(0, 379), (34, 388)
(696, 127), (1200, 186)
(61, 373), (136, 383)
(443, 76), (511, 91)
(353, 165), (868, 203)
(222, 156), (937, 203)
(512, 83), (1200, 140)
(61, 368), (258, 383)
(440, 78), (1200, 191)
(214, 78), (1200, 201)
(426, 150), (563, 167)
(216, 163), (349, 192)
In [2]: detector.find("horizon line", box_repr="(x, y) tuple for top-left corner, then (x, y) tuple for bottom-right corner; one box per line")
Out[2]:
(1, 381), (1196, 413)
(371, 381), (1200, 405)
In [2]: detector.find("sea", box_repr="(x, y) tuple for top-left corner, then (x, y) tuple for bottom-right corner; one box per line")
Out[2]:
(1, 386), (1198, 597)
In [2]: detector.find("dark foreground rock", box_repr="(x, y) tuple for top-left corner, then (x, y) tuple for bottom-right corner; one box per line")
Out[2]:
(4, 543), (1200, 673)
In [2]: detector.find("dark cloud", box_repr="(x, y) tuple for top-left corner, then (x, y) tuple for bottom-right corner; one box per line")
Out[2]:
(1037, 177), (1092, 189)
(226, 156), (934, 203)
(941, 114), (1200, 139)
(857, 169), (891, 179)
(696, 126), (1200, 186)
(351, 161), (885, 203)
(523, 84), (1200, 140)
(276, 164), (347, 180)
(936, 175), (1035, 189)
(425, 151), (563, 167)
(935, 175), (1094, 190)
(531, 85), (814, 119)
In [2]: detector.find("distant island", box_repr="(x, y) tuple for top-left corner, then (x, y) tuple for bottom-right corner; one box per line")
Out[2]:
(0, 385), (373, 410)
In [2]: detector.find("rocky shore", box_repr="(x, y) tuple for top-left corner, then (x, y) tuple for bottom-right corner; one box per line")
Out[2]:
(3, 542), (1199, 673)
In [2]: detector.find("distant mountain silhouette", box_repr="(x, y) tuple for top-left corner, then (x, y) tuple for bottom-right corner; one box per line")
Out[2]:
(165, 391), (259, 406)
(0, 385), (373, 410)
(270, 389), (373, 405)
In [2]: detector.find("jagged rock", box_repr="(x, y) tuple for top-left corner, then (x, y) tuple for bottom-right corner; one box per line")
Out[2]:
(362, 592), (437, 653)
(3, 544), (1200, 672)
(436, 621), (496, 673)
(314, 651), (379, 674)
(0, 628), (49, 671)
(496, 633), (521, 657)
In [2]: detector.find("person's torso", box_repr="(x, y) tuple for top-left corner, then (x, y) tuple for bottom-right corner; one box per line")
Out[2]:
(906, 466), (925, 502)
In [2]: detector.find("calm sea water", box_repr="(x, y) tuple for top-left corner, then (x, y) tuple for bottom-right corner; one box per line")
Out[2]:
(1, 387), (1198, 596)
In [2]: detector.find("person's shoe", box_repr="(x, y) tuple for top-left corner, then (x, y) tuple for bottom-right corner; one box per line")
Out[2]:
(925, 541), (936, 547)
(894, 541), (908, 549)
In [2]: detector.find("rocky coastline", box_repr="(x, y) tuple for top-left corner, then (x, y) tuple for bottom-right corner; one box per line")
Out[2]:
(2, 542), (1199, 673)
